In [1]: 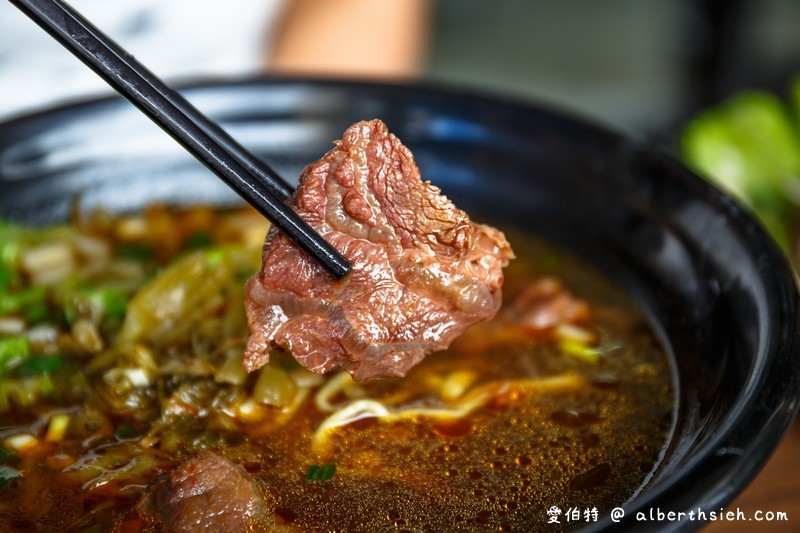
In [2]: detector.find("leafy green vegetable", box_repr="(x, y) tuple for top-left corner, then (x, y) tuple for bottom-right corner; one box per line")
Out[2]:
(87, 288), (128, 321)
(116, 250), (233, 346)
(15, 355), (63, 377)
(62, 285), (128, 325)
(204, 247), (227, 267)
(23, 301), (51, 324)
(682, 87), (800, 251)
(254, 365), (297, 407)
(0, 375), (56, 410)
(0, 222), (23, 291)
(0, 287), (47, 317)
(0, 337), (31, 375)
(306, 463), (336, 481)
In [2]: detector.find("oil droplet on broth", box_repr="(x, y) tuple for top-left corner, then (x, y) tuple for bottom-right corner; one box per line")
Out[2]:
(515, 455), (532, 466)
(569, 463), (612, 490)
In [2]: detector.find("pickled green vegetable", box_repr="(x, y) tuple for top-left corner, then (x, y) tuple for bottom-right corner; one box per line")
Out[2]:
(0, 337), (30, 375)
(117, 250), (233, 346)
(15, 355), (63, 376)
(254, 365), (297, 407)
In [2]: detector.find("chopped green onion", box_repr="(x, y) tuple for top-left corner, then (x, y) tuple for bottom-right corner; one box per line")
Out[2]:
(25, 299), (56, 325)
(63, 303), (77, 326)
(0, 238), (21, 292)
(0, 465), (20, 489)
(87, 288), (128, 320)
(63, 286), (129, 325)
(305, 463), (336, 481)
(204, 247), (227, 267)
(0, 337), (31, 374)
(0, 287), (46, 316)
(15, 355), (63, 376)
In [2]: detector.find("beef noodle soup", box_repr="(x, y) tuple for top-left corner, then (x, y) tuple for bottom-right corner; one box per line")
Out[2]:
(0, 206), (674, 531)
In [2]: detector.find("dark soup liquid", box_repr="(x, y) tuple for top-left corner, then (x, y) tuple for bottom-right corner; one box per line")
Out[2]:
(0, 207), (674, 531)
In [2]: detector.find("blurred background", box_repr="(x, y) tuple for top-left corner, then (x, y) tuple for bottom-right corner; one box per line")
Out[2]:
(1, 0), (798, 137)
(428, 0), (800, 136)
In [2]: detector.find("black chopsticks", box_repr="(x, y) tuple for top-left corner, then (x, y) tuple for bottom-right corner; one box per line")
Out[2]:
(10, 0), (351, 279)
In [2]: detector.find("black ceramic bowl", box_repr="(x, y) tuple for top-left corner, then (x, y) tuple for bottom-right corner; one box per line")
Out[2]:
(0, 79), (798, 531)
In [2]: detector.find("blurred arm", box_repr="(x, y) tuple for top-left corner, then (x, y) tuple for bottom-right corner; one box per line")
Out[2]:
(268, 0), (431, 79)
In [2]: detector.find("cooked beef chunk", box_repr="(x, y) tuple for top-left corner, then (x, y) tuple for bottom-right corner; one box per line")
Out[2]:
(451, 278), (591, 356)
(244, 119), (513, 380)
(136, 452), (267, 532)
(508, 277), (589, 330)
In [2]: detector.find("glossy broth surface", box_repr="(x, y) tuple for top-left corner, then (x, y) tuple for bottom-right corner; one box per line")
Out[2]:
(0, 207), (674, 531)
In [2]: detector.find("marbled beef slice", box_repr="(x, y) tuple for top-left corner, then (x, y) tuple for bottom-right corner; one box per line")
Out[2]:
(244, 119), (513, 380)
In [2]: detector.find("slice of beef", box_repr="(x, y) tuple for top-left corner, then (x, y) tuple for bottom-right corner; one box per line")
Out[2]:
(451, 278), (591, 356)
(136, 451), (267, 532)
(508, 277), (590, 330)
(244, 119), (513, 380)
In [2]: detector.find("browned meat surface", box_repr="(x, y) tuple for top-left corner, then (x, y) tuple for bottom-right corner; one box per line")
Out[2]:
(136, 451), (267, 532)
(244, 119), (513, 380)
(508, 277), (590, 330)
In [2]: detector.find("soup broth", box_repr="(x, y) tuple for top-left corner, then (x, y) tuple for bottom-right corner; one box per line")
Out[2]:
(0, 207), (674, 531)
